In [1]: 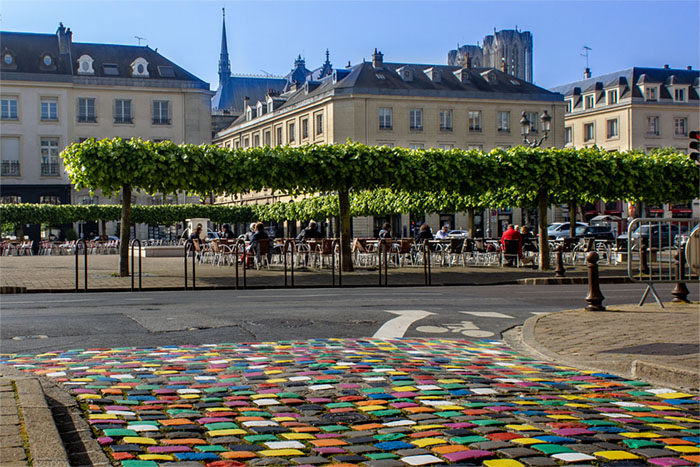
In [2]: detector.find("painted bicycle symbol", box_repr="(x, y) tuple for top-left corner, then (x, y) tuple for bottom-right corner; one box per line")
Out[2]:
(416, 320), (494, 337)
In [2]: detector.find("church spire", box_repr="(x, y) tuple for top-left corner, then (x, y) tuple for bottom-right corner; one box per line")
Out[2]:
(218, 7), (231, 87)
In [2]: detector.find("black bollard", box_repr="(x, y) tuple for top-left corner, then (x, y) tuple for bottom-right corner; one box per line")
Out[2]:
(640, 238), (650, 275)
(585, 251), (606, 311)
(671, 250), (690, 303)
(554, 244), (566, 278)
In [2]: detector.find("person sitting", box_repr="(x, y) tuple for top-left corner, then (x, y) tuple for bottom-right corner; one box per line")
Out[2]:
(378, 222), (392, 239)
(415, 223), (433, 243)
(220, 223), (236, 240)
(189, 224), (203, 243)
(296, 220), (324, 242)
(500, 224), (523, 266)
(244, 223), (256, 242)
(247, 222), (270, 266)
(435, 225), (450, 240)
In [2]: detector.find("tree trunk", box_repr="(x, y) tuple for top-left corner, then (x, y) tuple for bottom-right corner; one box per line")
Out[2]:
(538, 190), (550, 270)
(338, 189), (354, 272)
(467, 207), (475, 238)
(118, 185), (132, 277)
(569, 200), (577, 238)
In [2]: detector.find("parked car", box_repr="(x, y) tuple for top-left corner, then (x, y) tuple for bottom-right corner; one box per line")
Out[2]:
(448, 230), (470, 238)
(92, 235), (120, 242)
(625, 223), (681, 248)
(547, 222), (588, 239)
(574, 225), (615, 241)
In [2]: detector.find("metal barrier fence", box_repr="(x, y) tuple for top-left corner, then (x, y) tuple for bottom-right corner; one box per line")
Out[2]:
(627, 217), (699, 307)
(74, 238), (88, 292)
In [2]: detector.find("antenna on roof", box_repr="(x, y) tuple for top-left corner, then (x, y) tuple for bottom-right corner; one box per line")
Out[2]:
(135, 36), (147, 46)
(581, 45), (592, 78)
(260, 70), (273, 77)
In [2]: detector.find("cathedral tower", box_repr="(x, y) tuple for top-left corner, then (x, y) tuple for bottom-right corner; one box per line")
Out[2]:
(218, 8), (231, 87)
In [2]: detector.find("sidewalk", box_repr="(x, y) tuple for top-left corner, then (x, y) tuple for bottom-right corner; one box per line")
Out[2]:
(505, 302), (700, 391)
(1, 255), (629, 292)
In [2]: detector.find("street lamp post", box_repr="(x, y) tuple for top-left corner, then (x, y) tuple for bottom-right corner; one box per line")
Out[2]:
(520, 110), (551, 147)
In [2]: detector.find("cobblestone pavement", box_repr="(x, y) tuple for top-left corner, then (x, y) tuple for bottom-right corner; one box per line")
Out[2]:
(2, 338), (698, 467)
(0, 378), (29, 466)
(1, 255), (627, 291)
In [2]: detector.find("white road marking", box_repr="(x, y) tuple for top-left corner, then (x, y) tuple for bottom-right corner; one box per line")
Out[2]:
(460, 311), (514, 319)
(530, 312), (549, 315)
(373, 309), (434, 339)
(1, 299), (94, 305)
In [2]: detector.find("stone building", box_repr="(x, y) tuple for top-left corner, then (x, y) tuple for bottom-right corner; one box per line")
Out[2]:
(0, 24), (212, 242)
(214, 49), (564, 238)
(448, 28), (533, 83)
(551, 65), (700, 220)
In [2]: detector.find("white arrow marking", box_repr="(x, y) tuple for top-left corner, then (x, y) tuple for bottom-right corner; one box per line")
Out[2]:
(460, 311), (514, 318)
(373, 309), (434, 339)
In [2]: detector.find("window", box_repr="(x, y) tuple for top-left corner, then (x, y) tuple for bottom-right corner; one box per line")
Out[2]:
(77, 55), (94, 75)
(497, 111), (510, 133)
(409, 109), (422, 130)
(77, 97), (95, 123)
(302, 118), (309, 139)
(439, 109), (453, 131)
(606, 118), (618, 138)
(645, 87), (657, 101)
(1, 136), (20, 176)
(243, 137), (249, 148)
(584, 95), (595, 109)
(288, 122), (296, 143)
(565, 100), (572, 113)
(674, 117), (687, 136)
(264, 131), (271, 146)
(114, 99), (132, 124)
(276, 127), (283, 146)
(468, 111), (481, 131)
(607, 89), (618, 105)
(152, 100), (170, 125)
(39, 196), (61, 205)
(584, 123), (595, 142)
(131, 57), (149, 77)
(0, 195), (21, 204)
(526, 112), (538, 133)
(674, 88), (686, 102)
(103, 63), (119, 76)
(379, 107), (392, 129)
(408, 143), (424, 150)
(41, 98), (58, 121)
(315, 113), (323, 135)
(40, 138), (60, 176)
(467, 144), (483, 151)
(565, 126), (572, 145)
(80, 195), (98, 205)
(647, 116), (659, 136)
(1, 97), (18, 120)
(254, 134), (260, 147)
(439, 144), (454, 150)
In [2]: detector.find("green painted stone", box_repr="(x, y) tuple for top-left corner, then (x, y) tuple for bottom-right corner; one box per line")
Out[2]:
(371, 410), (402, 417)
(121, 461), (158, 467)
(366, 453), (400, 460)
(434, 411), (463, 418)
(471, 419), (505, 426)
(375, 433), (406, 441)
(320, 425), (350, 432)
(196, 445), (227, 452)
(451, 436), (489, 444)
(244, 434), (278, 443)
(622, 439), (661, 449)
(532, 444), (575, 454)
(204, 422), (239, 430)
(102, 429), (138, 437)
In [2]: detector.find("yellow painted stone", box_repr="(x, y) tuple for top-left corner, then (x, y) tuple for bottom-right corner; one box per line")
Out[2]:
(647, 424), (686, 430)
(359, 405), (387, 412)
(208, 429), (247, 437)
(665, 416), (700, 422)
(594, 451), (641, 460)
(506, 425), (539, 431)
(251, 394), (278, 399)
(388, 371), (408, 376)
(181, 394), (200, 399)
(512, 401), (538, 405)
(392, 386), (418, 392)
(437, 379), (465, 384)
(483, 460), (525, 467)
(511, 438), (543, 445)
(122, 437), (158, 445)
(264, 370), (282, 375)
(154, 371), (178, 375)
(207, 407), (233, 412)
(70, 378), (94, 382)
(273, 417), (296, 422)
(139, 455), (175, 461)
(258, 449), (305, 457)
(564, 403), (590, 408)
(76, 394), (101, 400)
(411, 438), (446, 448)
(619, 432), (661, 439)
(546, 415), (578, 420)
(413, 425), (445, 431)
(438, 405), (465, 410)
(415, 396), (441, 400)
(266, 378), (287, 383)
(89, 414), (118, 420)
(655, 392), (694, 399)
(667, 446), (700, 453)
(281, 433), (315, 440)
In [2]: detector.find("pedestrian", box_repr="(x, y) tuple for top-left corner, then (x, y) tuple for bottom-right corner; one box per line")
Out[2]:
(415, 223), (433, 243)
(296, 220), (324, 242)
(378, 222), (392, 239)
(435, 225), (450, 239)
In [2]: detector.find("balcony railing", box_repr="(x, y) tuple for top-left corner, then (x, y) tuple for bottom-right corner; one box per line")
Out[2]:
(152, 118), (171, 125)
(40, 162), (60, 176)
(1, 160), (20, 176)
(114, 117), (133, 124)
(77, 116), (97, 123)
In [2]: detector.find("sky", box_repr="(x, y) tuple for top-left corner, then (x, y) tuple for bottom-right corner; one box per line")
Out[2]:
(1, 0), (699, 91)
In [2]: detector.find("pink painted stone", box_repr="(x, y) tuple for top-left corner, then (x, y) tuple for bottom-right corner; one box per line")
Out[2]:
(315, 433), (342, 439)
(89, 419), (125, 425)
(391, 402), (418, 409)
(444, 422), (477, 429)
(648, 458), (693, 466)
(148, 446), (193, 453)
(196, 417), (233, 424)
(338, 384), (360, 389)
(443, 450), (494, 462)
(97, 437), (113, 445)
(104, 405), (131, 411)
(307, 398), (332, 403)
(313, 447), (346, 454)
(392, 392), (419, 398)
(553, 428), (594, 436)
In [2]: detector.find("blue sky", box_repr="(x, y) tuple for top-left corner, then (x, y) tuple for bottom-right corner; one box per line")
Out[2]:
(2, 0), (698, 90)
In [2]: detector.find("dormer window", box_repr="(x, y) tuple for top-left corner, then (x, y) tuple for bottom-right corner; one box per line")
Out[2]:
(606, 89), (618, 105)
(267, 97), (274, 113)
(77, 55), (94, 75)
(4, 53), (13, 65)
(397, 66), (413, 82)
(256, 101), (264, 116)
(584, 94), (595, 109)
(565, 99), (572, 113)
(480, 70), (497, 84)
(39, 52), (56, 71)
(674, 87), (687, 102)
(246, 107), (252, 122)
(645, 86), (658, 101)
(424, 67), (441, 82)
(130, 57), (149, 77)
(43, 54), (53, 66)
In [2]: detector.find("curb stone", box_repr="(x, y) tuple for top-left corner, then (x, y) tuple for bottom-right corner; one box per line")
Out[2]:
(505, 311), (698, 391)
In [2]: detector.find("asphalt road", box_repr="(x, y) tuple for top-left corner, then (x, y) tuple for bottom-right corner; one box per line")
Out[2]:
(0, 282), (689, 354)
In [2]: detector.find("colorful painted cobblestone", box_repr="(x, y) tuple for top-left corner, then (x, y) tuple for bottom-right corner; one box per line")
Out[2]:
(1, 338), (699, 467)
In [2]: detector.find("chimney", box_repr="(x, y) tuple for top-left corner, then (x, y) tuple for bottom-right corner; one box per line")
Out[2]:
(583, 67), (591, 79)
(372, 48), (384, 69)
(688, 66), (693, 70)
(663, 64), (670, 69)
(243, 96), (250, 109)
(346, 61), (351, 69)
(56, 23), (72, 55)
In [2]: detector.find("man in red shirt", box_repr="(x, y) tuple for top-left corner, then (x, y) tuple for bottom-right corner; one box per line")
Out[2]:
(500, 224), (522, 266)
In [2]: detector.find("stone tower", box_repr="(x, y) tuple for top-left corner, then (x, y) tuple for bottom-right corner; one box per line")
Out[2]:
(448, 28), (533, 83)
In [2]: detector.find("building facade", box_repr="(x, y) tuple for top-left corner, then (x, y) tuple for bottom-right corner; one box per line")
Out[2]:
(448, 28), (533, 83)
(215, 49), (565, 237)
(0, 24), (212, 241)
(551, 66), (700, 219)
